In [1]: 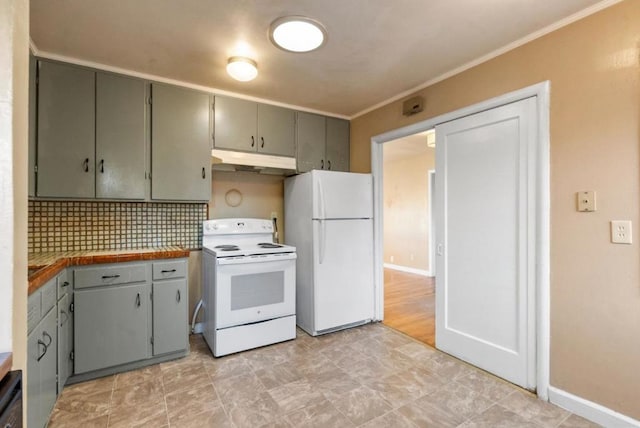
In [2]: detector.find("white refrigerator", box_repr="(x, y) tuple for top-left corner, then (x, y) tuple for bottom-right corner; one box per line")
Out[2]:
(284, 170), (374, 336)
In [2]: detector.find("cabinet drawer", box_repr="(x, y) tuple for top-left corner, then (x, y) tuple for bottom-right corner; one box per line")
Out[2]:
(27, 292), (41, 334)
(74, 263), (148, 289)
(41, 279), (57, 317)
(152, 260), (187, 280)
(57, 269), (71, 299)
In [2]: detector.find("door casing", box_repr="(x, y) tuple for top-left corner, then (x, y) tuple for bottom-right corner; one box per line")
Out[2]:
(370, 81), (550, 400)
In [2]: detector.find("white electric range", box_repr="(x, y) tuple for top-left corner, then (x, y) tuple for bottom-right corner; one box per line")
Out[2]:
(202, 218), (297, 357)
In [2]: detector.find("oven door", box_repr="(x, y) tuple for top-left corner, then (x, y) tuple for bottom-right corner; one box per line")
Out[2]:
(215, 253), (296, 329)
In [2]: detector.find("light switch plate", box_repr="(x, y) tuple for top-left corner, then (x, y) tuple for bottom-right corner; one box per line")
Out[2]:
(611, 220), (632, 244)
(577, 191), (596, 212)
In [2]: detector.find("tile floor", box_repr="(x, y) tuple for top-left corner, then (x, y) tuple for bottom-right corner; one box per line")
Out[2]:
(48, 323), (600, 428)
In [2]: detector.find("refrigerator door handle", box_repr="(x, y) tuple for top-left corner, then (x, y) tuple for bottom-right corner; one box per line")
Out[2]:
(317, 178), (326, 220)
(319, 220), (326, 264)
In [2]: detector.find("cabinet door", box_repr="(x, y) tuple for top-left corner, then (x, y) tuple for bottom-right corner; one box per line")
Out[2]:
(27, 327), (43, 428)
(151, 84), (211, 201)
(57, 293), (72, 391)
(75, 283), (150, 373)
(153, 279), (188, 355)
(96, 73), (146, 199)
(214, 96), (257, 152)
(257, 104), (295, 157)
(40, 308), (58, 424)
(28, 54), (37, 197)
(325, 118), (350, 172)
(37, 61), (95, 198)
(296, 112), (325, 173)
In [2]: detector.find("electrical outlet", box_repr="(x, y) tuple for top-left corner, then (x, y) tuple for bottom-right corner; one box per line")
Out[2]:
(611, 220), (632, 244)
(577, 191), (596, 212)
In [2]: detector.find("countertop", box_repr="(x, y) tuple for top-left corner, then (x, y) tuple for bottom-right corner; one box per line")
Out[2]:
(0, 352), (12, 383)
(28, 247), (190, 295)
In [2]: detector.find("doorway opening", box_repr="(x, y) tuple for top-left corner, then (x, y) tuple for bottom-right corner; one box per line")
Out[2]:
(381, 130), (436, 346)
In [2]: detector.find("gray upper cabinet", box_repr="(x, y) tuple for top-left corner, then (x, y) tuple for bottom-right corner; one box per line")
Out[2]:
(257, 104), (295, 157)
(152, 279), (188, 355)
(28, 54), (37, 197)
(96, 73), (146, 199)
(325, 118), (350, 172)
(151, 84), (211, 201)
(296, 112), (350, 173)
(296, 112), (326, 173)
(214, 96), (295, 157)
(214, 96), (257, 152)
(37, 61), (95, 198)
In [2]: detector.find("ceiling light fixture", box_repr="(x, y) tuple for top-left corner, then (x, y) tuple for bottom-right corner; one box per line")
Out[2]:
(226, 56), (258, 81)
(269, 16), (327, 53)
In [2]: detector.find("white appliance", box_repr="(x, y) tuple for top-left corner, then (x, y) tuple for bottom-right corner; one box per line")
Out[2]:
(202, 218), (297, 357)
(284, 170), (374, 336)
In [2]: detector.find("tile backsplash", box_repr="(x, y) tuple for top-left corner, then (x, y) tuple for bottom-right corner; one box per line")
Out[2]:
(28, 200), (207, 252)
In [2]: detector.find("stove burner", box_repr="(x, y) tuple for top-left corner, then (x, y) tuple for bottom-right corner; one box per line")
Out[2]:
(257, 243), (283, 249)
(214, 245), (239, 251)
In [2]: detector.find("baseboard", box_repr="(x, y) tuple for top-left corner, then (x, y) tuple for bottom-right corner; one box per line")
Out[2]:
(383, 263), (431, 277)
(548, 386), (640, 428)
(191, 322), (204, 334)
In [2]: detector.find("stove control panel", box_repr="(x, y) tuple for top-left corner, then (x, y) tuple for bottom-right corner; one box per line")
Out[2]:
(203, 218), (273, 235)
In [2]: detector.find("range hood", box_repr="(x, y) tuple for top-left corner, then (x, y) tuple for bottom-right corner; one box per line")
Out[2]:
(211, 149), (297, 175)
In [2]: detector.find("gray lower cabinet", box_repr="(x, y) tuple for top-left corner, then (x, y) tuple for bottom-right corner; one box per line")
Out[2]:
(74, 282), (151, 374)
(153, 279), (188, 355)
(37, 60), (95, 198)
(57, 292), (73, 391)
(27, 279), (58, 428)
(151, 84), (211, 201)
(96, 72), (147, 199)
(296, 112), (350, 173)
(213, 96), (296, 157)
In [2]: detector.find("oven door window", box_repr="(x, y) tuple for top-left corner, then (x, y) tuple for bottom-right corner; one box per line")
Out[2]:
(215, 259), (295, 328)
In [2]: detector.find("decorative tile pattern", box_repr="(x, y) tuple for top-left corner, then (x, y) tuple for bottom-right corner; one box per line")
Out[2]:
(47, 325), (601, 428)
(28, 200), (207, 252)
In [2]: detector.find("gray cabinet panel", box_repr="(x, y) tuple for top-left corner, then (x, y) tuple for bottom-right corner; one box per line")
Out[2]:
(57, 293), (73, 392)
(153, 279), (188, 355)
(57, 268), (71, 299)
(214, 96), (257, 152)
(39, 307), (58, 427)
(27, 292), (41, 334)
(151, 84), (211, 201)
(37, 61), (95, 198)
(296, 112), (326, 173)
(27, 327), (42, 428)
(74, 263), (148, 289)
(96, 73), (146, 199)
(29, 54), (37, 197)
(258, 104), (295, 157)
(325, 118), (350, 172)
(75, 283), (150, 373)
(152, 260), (186, 281)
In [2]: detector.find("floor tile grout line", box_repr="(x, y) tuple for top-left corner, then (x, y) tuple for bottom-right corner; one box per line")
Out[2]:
(554, 411), (573, 428)
(159, 370), (170, 428)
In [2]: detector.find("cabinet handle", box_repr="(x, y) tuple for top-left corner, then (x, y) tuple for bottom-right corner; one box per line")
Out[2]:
(101, 274), (120, 279)
(328, 160), (332, 170)
(261, 137), (265, 148)
(136, 293), (141, 307)
(62, 281), (69, 288)
(60, 309), (69, 326)
(321, 159), (324, 169)
(161, 269), (177, 273)
(176, 290), (181, 303)
(83, 158), (89, 172)
(202, 167), (206, 179)
(251, 136), (255, 147)
(42, 331), (52, 347)
(37, 339), (47, 362)
(100, 159), (104, 173)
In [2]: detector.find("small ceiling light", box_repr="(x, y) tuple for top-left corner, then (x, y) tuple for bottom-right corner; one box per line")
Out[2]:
(269, 16), (327, 53)
(226, 57), (258, 82)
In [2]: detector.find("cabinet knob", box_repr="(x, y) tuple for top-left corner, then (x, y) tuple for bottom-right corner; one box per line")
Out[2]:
(100, 159), (104, 173)
(83, 158), (89, 172)
(135, 293), (141, 307)
(251, 136), (255, 147)
(202, 167), (206, 179)
(328, 160), (332, 170)
(261, 137), (265, 148)
(321, 159), (324, 169)
(176, 289), (181, 303)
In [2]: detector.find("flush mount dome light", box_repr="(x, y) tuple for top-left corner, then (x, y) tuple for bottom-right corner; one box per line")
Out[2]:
(226, 57), (258, 81)
(269, 16), (327, 53)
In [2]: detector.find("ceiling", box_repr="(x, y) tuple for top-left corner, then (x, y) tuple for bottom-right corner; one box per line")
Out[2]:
(30, 0), (607, 117)
(384, 131), (434, 164)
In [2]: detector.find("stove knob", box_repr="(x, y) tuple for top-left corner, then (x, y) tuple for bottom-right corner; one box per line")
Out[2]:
(212, 224), (218, 230)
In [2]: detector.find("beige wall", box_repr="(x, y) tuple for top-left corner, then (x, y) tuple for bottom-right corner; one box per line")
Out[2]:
(187, 170), (285, 322)
(383, 149), (434, 271)
(351, 1), (640, 419)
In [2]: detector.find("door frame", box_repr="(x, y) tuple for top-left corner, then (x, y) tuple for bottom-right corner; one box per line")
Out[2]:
(371, 81), (550, 399)
(428, 169), (435, 277)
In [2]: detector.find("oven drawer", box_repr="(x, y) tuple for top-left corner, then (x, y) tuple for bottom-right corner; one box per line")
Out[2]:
(215, 258), (296, 329)
(75, 263), (148, 289)
(152, 260), (187, 280)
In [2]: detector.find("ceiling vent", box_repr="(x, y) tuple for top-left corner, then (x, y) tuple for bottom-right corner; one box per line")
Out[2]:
(402, 96), (424, 116)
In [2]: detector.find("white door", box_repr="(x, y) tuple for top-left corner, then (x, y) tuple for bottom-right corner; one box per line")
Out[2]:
(313, 219), (374, 332)
(435, 97), (537, 389)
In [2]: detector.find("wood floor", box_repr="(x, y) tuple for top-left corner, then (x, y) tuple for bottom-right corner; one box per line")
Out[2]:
(383, 268), (435, 347)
